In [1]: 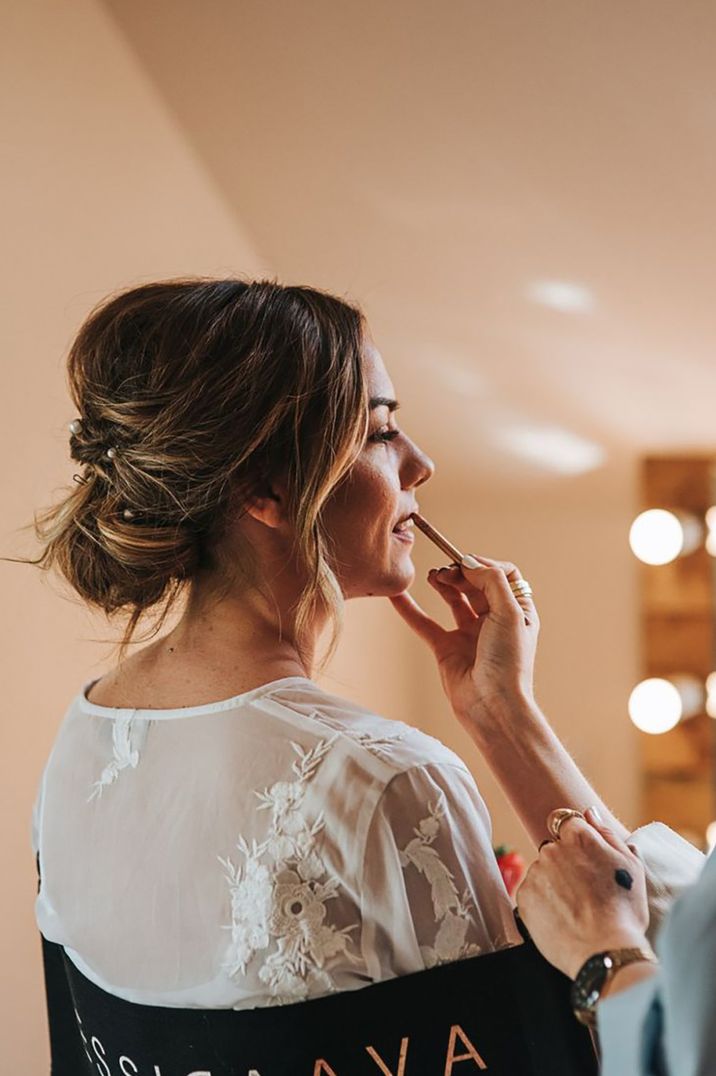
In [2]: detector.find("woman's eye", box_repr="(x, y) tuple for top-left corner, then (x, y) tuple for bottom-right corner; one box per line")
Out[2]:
(371, 428), (401, 444)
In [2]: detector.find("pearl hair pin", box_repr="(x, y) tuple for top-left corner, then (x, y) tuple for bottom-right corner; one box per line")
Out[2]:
(68, 417), (118, 462)
(68, 417), (117, 460)
(69, 416), (134, 520)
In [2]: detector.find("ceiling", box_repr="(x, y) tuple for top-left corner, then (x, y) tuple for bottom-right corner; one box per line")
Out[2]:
(102, 0), (716, 487)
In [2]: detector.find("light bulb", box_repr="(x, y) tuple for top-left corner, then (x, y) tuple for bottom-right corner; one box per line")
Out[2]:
(707, 821), (716, 853)
(629, 679), (682, 733)
(706, 672), (716, 718)
(670, 675), (706, 719)
(629, 509), (703, 565)
(628, 676), (704, 734)
(706, 507), (716, 557)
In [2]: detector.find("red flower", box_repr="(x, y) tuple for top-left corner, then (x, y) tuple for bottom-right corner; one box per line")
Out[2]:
(494, 845), (525, 899)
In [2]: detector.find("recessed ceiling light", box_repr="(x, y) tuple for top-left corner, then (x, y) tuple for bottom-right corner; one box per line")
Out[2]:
(527, 279), (595, 313)
(436, 361), (486, 397)
(493, 424), (606, 475)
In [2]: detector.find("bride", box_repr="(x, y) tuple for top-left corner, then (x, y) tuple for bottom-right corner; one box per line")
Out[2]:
(28, 277), (701, 1019)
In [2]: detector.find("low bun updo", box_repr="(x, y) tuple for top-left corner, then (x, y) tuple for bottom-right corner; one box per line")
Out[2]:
(11, 276), (370, 671)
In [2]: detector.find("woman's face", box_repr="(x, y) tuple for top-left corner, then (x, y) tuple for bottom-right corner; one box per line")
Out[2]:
(322, 340), (435, 599)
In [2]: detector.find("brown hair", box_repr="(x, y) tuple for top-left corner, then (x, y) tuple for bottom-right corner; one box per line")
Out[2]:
(9, 276), (370, 674)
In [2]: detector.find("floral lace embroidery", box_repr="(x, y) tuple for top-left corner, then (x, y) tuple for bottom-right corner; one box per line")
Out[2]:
(87, 714), (147, 802)
(399, 797), (482, 968)
(306, 710), (407, 759)
(218, 736), (362, 1005)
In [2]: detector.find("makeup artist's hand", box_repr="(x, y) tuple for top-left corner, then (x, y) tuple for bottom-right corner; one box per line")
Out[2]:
(515, 814), (650, 979)
(389, 554), (539, 725)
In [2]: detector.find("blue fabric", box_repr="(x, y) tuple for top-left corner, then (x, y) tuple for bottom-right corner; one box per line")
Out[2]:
(598, 975), (661, 1076)
(598, 847), (716, 1075)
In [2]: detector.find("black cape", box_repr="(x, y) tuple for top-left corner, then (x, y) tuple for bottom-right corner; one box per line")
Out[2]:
(39, 915), (598, 1075)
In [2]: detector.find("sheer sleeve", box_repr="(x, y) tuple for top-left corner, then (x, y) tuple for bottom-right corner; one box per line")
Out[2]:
(359, 762), (521, 983)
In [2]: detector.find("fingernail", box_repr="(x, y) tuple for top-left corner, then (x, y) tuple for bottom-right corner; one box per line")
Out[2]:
(585, 805), (603, 824)
(461, 554), (480, 570)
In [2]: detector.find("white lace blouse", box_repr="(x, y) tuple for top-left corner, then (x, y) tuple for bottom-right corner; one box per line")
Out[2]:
(30, 671), (702, 1007)
(32, 675), (704, 1010)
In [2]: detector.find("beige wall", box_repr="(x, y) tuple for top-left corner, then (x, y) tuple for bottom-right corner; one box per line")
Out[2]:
(1, 2), (642, 1069)
(0, 1), (269, 1068)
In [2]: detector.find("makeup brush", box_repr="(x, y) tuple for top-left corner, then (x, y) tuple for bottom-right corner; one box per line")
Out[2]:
(410, 512), (465, 564)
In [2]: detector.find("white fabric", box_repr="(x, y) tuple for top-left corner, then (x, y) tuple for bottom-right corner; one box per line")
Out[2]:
(32, 676), (521, 1009)
(624, 821), (705, 948)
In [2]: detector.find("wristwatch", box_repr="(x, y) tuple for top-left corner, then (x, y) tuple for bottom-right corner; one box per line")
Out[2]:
(570, 947), (658, 1028)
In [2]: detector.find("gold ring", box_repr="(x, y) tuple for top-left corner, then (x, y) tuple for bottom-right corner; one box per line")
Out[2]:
(546, 808), (585, 841)
(510, 580), (533, 596)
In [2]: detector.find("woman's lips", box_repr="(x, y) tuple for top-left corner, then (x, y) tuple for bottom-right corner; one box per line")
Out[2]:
(392, 528), (415, 543)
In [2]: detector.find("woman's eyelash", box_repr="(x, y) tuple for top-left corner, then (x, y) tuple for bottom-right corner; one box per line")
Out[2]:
(371, 429), (401, 443)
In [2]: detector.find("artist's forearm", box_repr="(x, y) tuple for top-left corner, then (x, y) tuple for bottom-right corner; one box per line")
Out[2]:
(464, 697), (630, 848)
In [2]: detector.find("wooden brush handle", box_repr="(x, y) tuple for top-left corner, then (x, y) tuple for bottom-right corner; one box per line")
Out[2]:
(411, 512), (464, 563)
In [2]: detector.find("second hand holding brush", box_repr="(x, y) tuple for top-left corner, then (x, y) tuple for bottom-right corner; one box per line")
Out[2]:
(388, 511), (540, 728)
(393, 512), (638, 868)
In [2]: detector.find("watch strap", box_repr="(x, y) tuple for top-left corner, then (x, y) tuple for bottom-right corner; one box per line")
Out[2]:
(604, 945), (658, 978)
(571, 946), (658, 1028)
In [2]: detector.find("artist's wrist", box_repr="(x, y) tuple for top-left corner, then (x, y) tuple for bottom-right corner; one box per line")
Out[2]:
(568, 930), (652, 981)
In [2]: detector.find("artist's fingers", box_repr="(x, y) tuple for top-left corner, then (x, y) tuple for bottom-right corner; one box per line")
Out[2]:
(557, 817), (639, 876)
(463, 553), (523, 582)
(555, 815), (608, 850)
(424, 564), (491, 615)
(431, 562), (523, 622)
(583, 807), (642, 861)
(428, 569), (479, 629)
(461, 555), (538, 628)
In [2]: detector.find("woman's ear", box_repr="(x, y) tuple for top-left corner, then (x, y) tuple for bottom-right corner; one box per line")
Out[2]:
(243, 477), (287, 530)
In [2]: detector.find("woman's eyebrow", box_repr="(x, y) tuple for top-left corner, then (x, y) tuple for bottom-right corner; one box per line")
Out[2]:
(369, 397), (401, 412)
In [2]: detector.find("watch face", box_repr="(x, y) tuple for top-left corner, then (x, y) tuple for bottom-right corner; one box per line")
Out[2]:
(571, 953), (611, 1013)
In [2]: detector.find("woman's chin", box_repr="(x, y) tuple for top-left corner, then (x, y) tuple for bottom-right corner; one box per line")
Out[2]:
(388, 552), (415, 587)
(345, 555), (415, 599)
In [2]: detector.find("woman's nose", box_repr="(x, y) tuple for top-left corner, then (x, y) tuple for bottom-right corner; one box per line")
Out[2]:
(406, 443), (435, 487)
